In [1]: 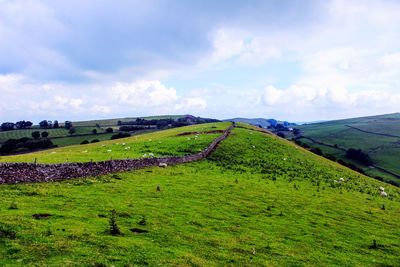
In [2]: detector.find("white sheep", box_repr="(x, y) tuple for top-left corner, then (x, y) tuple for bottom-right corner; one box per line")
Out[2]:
(379, 186), (385, 192)
(107, 149), (112, 152)
(124, 147), (130, 150)
(149, 153), (154, 157)
(381, 191), (388, 197)
(159, 163), (168, 168)
(122, 143), (126, 146)
(339, 178), (345, 183)
(142, 153), (147, 157)
(283, 158), (287, 161)
(82, 150), (88, 153)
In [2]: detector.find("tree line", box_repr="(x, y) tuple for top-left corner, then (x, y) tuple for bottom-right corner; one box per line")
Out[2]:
(0, 120), (74, 131)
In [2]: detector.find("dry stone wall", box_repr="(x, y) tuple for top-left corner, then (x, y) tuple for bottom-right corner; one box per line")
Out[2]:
(0, 124), (233, 184)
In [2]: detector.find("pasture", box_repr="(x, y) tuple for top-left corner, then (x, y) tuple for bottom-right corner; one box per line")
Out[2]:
(298, 113), (400, 184)
(0, 123), (229, 164)
(0, 123), (399, 266)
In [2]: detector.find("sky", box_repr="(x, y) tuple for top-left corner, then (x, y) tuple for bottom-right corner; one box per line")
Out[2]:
(0, 0), (400, 123)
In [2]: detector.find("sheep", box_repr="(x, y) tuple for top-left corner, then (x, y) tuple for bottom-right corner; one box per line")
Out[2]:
(121, 143), (126, 146)
(148, 153), (154, 157)
(82, 150), (88, 153)
(339, 178), (345, 183)
(379, 186), (385, 192)
(142, 153), (147, 158)
(159, 163), (167, 168)
(107, 149), (112, 153)
(381, 191), (388, 197)
(124, 147), (131, 150)
(283, 158), (287, 161)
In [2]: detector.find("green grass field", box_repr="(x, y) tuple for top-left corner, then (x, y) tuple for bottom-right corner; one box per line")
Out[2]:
(0, 123), (399, 266)
(0, 123), (229, 164)
(298, 113), (400, 184)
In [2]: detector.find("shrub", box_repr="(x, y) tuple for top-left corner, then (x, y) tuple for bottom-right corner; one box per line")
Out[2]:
(277, 132), (286, 138)
(346, 148), (373, 165)
(108, 209), (122, 236)
(111, 132), (131, 140)
(80, 140), (89, 145)
(105, 127), (114, 133)
(91, 139), (100, 143)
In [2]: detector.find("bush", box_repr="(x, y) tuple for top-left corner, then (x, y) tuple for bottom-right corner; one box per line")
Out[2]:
(105, 127), (113, 133)
(277, 132), (286, 138)
(310, 147), (322, 155)
(346, 148), (373, 165)
(108, 209), (122, 236)
(80, 140), (89, 145)
(91, 139), (100, 143)
(111, 132), (131, 140)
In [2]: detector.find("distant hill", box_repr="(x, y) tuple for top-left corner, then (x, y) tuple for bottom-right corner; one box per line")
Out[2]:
(223, 117), (295, 128)
(296, 112), (400, 185)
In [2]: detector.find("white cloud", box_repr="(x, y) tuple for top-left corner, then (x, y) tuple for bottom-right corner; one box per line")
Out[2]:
(111, 80), (178, 108)
(174, 97), (207, 110)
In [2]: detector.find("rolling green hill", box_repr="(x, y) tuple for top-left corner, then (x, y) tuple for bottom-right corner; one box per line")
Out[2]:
(0, 123), (399, 266)
(297, 113), (400, 185)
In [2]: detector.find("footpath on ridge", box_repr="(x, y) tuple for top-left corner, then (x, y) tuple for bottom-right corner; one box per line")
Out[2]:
(0, 124), (234, 184)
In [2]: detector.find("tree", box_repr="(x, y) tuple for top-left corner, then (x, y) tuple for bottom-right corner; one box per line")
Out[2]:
(15, 120), (32, 129)
(277, 132), (286, 138)
(0, 122), (15, 131)
(31, 131), (41, 140)
(293, 128), (301, 135)
(92, 129), (97, 134)
(41, 131), (49, 138)
(53, 120), (59, 128)
(346, 148), (373, 165)
(105, 127), (113, 133)
(68, 127), (76, 135)
(39, 120), (49, 129)
(64, 121), (73, 130)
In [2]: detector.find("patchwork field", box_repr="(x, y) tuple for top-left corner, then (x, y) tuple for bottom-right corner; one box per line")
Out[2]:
(297, 113), (400, 184)
(0, 123), (399, 266)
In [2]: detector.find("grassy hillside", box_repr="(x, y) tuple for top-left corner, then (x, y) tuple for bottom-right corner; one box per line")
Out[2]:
(0, 123), (229, 164)
(297, 113), (400, 184)
(0, 123), (399, 266)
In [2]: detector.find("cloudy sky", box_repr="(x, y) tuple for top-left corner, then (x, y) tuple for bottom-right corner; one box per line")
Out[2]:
(1, 0), (400, 122)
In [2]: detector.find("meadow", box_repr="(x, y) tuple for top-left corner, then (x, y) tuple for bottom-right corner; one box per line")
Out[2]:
(0, 123), (399, 266)
(0, 123), (229, 164)
(297, 113), (400, 184)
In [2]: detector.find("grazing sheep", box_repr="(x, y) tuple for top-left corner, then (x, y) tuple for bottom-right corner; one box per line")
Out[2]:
(339, 178), (345, 183)
(142, 153), (147, 158)
(107, 149), (112, 152)
(122, 143), (126, 146)
(379, 186), (385, 192)
(381, 191), (388, 197)
(283, 158), (287, 161)
(82, 150), (88, 153)
(252, 145), (256, 149)
(124, 147), (130, 150)
(149, 153), (154, 157)
(159, 163), (168, 168)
